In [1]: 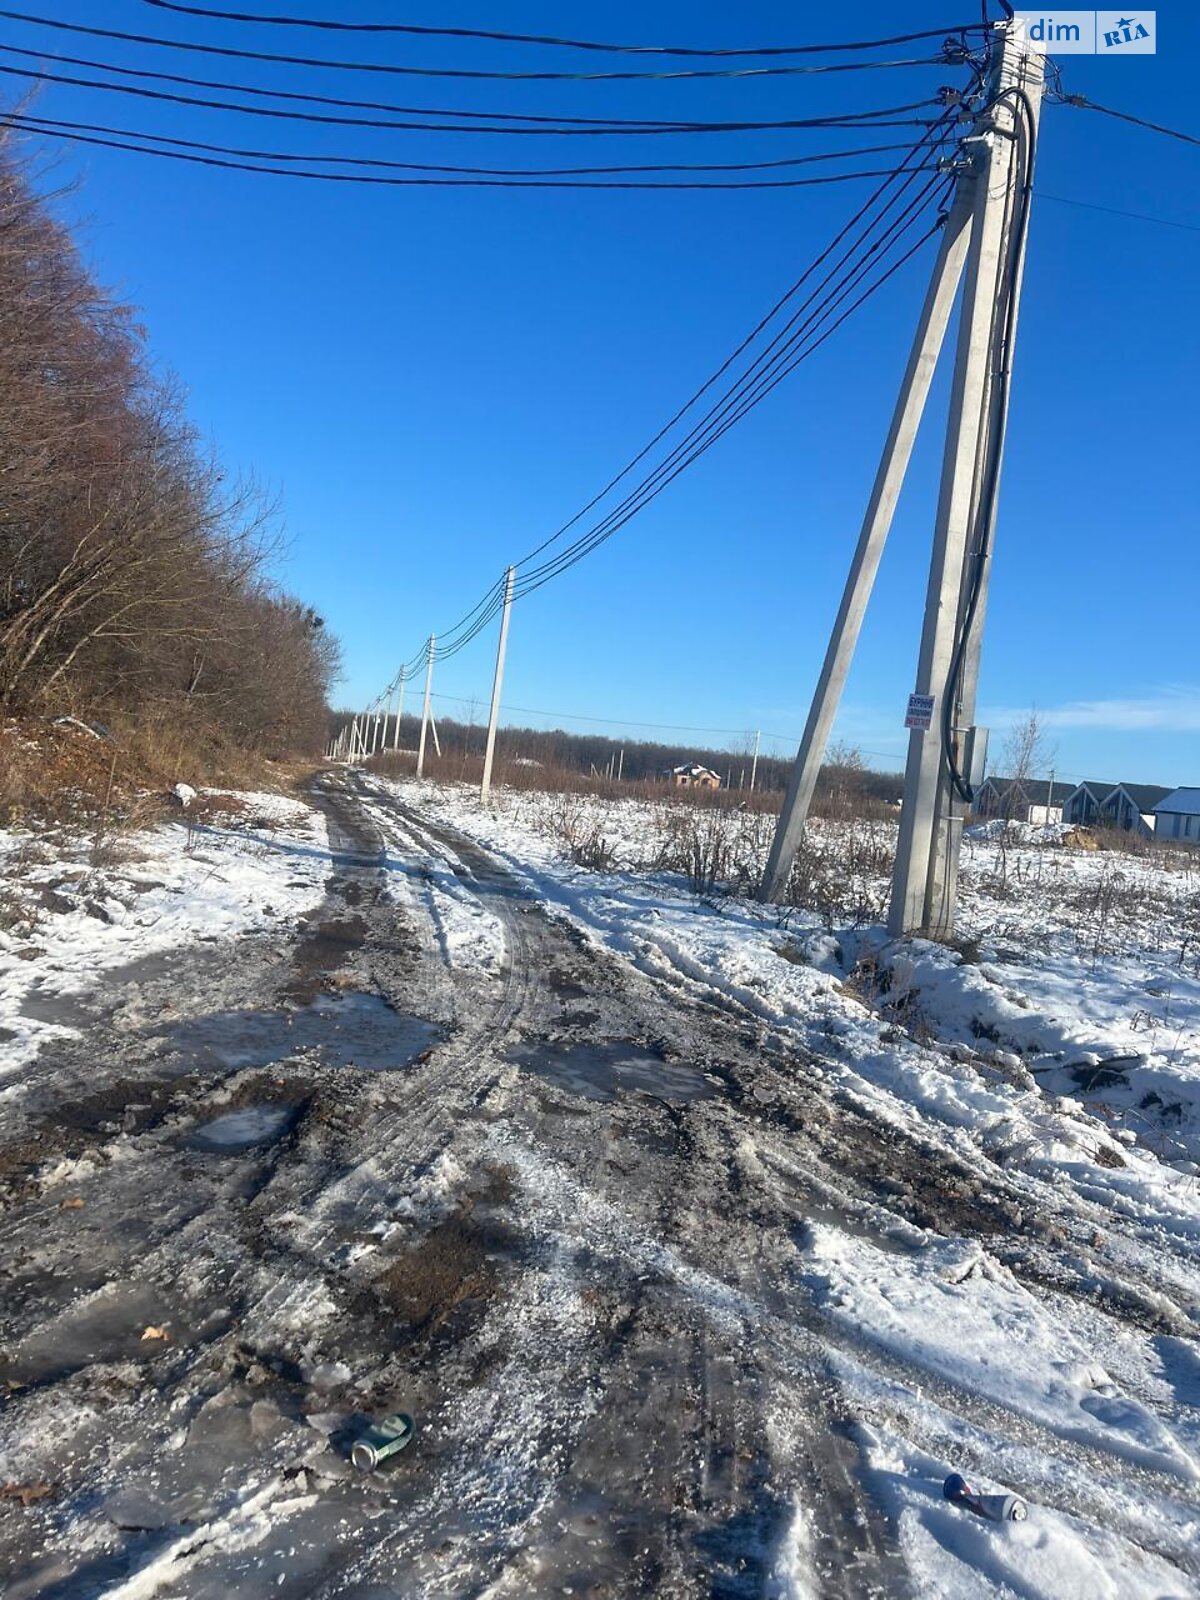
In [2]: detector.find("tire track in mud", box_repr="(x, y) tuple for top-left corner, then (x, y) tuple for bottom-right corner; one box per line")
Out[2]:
(348, 779), (1200, 1596)
(335, 776), (911, 1599)
(3, 776), (1192, 1597)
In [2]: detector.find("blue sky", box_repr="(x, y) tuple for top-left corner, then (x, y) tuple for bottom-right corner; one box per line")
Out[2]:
(9, 2), (1198, 783)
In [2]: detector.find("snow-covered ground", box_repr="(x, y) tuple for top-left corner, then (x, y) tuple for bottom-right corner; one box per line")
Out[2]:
(0, 792), (330, 1079)
(2, 772), (1198, 1598)
(372, 778), (1200, 1213)
(358, 774), (1200, 1597)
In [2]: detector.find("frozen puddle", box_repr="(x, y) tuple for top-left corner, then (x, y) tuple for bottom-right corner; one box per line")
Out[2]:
(158, 992), (443, 1073)
(509, 1039), (714, 1103)
(2, 1282), (178, 1387)
(186, 1103), (298, 1152)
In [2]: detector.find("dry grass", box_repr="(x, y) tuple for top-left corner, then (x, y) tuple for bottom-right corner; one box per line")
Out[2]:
(0, 715), (320, 839)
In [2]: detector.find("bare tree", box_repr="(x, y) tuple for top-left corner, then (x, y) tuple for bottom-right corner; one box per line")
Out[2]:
(0, 139), (339, 760)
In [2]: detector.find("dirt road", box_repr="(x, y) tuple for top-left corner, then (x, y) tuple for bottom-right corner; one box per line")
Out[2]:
(2, 771), (1197, 1598)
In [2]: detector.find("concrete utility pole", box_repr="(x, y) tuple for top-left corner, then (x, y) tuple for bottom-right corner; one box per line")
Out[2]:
(760, 188), (975, 902)
(383, 685), (395, 754)
(890, 23), (1042, 937)
(760, 18), (1041, 937)
(480, 566), (516, 804)
(749, 730), (760, 793)
(417, 636), (435, 778)
(392, 667), (406, 752)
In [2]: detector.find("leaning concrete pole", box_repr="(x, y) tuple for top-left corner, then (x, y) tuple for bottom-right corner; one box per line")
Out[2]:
(759, 188), (975, 901)
(416, 636), (435, 778)
(480, 567), (516, 804)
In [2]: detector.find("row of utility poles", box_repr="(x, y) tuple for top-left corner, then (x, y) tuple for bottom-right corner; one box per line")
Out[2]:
(329, 568), (517, 800)
(331, 18), (1041, 942)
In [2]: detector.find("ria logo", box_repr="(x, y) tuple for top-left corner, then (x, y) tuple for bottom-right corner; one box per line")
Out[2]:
(1097, 12), (1154, 50)
(1015, 10), (1156, 53)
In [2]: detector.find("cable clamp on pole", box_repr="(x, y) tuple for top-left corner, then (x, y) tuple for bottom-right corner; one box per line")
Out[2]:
(941, 37), (974, 65)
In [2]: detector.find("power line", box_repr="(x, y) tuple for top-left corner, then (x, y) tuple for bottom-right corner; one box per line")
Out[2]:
(0, 35), (933, 129)
(513, 134), (955, 588)
(0, 33), (948, 88)
(1035, 190), (1200, 233)
(0, 12), (954, 90)
(377, 159), (949, 687)
(137, 3), (980, 60)
(0, 112), (925, 180)
(1051, 91), (1200, 150)
(516, 206), (945, 598)
(0, 115), (944, 190)
(0, 60), (944, 138)
(357, 131), (958, 700)
(0, 33), (727, 128)
(389, 690), (907, 766)
(512, 121), (953, 573)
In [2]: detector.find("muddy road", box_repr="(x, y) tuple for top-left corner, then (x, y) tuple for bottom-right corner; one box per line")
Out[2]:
(1, 771), (1197, 1599)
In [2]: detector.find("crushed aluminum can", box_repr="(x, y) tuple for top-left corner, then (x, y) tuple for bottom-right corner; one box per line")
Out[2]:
(351, 1412), (416, 1472)
(943, 1472), (1027, 1523)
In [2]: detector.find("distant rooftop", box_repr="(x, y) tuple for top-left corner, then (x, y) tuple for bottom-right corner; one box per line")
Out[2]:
(1111, 782), (1173, 811)
(1154, 787), (1200, 816)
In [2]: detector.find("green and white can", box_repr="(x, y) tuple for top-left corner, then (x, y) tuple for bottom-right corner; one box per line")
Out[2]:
(351, 1412), (416, 1471)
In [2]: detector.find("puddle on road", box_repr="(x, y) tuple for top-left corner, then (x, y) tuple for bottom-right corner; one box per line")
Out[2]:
(159, 993), (443, 1073)
(186, 1104), (299, 1152)
(19, 984), (94, 1028)
(1, 1281), (179, 1387)
(508, 1040), (714, 1104)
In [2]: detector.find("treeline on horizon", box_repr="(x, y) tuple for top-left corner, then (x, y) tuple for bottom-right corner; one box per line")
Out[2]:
(332, 711), (904, 804)
(0, 145), (338, 765)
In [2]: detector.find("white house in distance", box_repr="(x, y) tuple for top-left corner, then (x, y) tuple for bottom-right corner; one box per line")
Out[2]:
(1152, 788), (1200, 843)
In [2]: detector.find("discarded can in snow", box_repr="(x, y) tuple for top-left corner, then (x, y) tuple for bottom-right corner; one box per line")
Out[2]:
(351, 1412), (415, 1471)
(943, 1472), (1027, 1523)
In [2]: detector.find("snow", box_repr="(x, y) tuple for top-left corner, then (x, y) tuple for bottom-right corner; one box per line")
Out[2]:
(355, 774), (1200, 1593)
(5, 768), (1199, 1596)
(0, 790), (330, 1079)
(860, 1423), (1195, 1600)
(367, 776), (1200, 1233)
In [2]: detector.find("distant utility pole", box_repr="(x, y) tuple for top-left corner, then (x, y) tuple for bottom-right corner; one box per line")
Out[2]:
(392, 667), (406, 751)
(761, 19), (1043, 941)
(417, 635), (436, 778)
(749, 730), (760, 793)
(480, 566), (515, 804)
